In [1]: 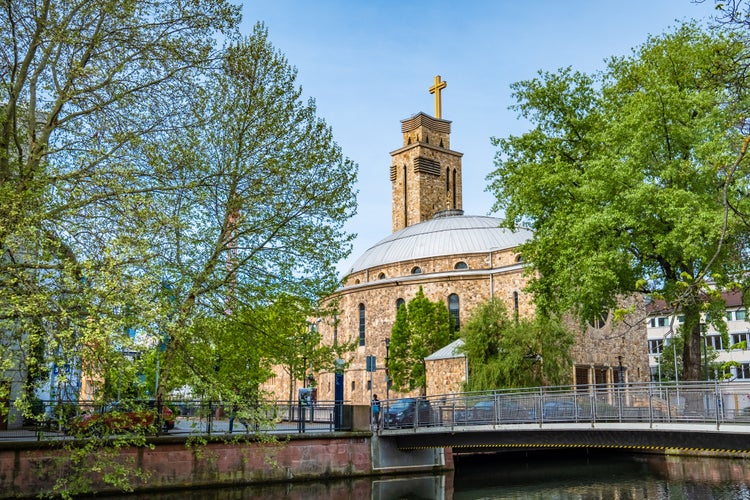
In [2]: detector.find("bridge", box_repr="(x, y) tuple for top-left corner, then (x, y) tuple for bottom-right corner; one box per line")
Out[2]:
(378, 381), (750, 455)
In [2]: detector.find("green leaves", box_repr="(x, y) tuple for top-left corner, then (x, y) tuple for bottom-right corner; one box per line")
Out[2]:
(488, 22), (749, 379)
(389, 288), (454, 394)
(459, 300), (574, 390)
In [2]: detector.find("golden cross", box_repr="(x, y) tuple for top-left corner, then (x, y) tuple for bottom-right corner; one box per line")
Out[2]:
(428, 75), (447, 119)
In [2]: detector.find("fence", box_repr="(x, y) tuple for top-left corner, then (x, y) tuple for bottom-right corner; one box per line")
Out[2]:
(0, 398), (349, 441)
(380, 380), (750, 430)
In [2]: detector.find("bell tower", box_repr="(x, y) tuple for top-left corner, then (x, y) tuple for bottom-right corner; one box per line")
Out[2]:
(390, 75), (464, 232)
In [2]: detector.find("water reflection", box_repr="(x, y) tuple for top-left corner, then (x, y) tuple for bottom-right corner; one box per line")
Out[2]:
(97, 450), (750, 499)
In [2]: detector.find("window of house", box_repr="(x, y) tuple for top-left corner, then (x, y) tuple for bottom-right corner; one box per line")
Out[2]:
(731, 332), (750, 346)
(448, 294), (460, 331)
(358, 303), (365, 346)
(736, 310), (747, 321)
(648, 339), (663, 354)
(705, 334), (723, 351)
(737, 363), (750, 379)
(411, 266), (422, 275)
(677, 315), (685, 323)
(657, 317), (669, 327)
(454, 261), (468, 270)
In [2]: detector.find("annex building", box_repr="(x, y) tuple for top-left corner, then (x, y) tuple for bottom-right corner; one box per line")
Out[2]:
(264, 77), (650, 405)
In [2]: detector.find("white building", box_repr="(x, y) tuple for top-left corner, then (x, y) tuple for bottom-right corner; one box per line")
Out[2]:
(647, 290), (750, 382)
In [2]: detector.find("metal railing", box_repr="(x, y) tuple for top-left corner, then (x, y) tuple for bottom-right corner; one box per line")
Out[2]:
(0, 398), (349, 441)
(380, 380), (750, 430)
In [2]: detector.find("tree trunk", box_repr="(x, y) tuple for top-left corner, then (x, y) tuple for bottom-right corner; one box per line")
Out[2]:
(681, 301), (703, 381)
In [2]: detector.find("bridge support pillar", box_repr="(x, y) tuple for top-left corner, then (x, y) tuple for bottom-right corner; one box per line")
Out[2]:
(371, 435), (453, 472)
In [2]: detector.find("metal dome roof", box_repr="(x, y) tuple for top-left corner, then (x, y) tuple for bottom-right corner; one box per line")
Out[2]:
(349, 215), (532, 273)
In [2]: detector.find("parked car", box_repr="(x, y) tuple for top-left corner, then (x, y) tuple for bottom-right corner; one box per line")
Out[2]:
(68, 401), (175, 435)
(470, 399), (536, 423)
(383, 398), (433, 428)
(541, 400), (579, 421)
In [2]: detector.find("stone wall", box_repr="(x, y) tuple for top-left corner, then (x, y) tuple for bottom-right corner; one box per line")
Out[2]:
(309, 257), (533, 405)
(0, 434), (374, 498)
(426, 357), (466, 396)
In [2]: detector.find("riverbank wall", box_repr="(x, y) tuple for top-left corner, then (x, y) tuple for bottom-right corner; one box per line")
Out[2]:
(0, 431), (453, 498)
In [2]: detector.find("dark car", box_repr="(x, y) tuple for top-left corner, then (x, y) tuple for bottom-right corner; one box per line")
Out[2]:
(541, 400), (579, 421)
(383, 398), (433, 428)
(470, 399), (536, 423)
(68, 401), (175, 435)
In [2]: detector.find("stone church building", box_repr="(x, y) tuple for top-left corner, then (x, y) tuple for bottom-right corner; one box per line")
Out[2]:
(266, 77), (650, 405)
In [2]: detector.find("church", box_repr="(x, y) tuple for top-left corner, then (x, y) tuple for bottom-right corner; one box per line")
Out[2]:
(275, 76), (650, 405)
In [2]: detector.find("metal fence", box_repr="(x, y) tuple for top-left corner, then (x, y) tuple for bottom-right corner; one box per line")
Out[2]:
(0, 398), (347, 441)
(380, 381), (750, 430)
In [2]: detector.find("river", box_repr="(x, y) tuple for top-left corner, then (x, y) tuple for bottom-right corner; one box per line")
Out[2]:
(97, 450), (750, 499)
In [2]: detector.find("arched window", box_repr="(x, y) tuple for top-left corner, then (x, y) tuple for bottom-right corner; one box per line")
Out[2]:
(378, 272), (386, 280)
(513, 291), (519, 322)
(448, 293), (460, 331)
(411, 266), (422, 275)
(358, 303), (366, 346)
(446, 167), (450, 192)
(454, 261), (468, 270)
(515, 254), (524, 263)
(354, 279), (360, 284)
(396, 298), (405, 313)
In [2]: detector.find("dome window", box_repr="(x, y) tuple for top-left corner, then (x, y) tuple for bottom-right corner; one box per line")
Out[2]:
(354, 279), (360, 284)
(411, 266), (422, 275)
(515, 254), (524, 263)
(454, 261), (468, 270)
(378, 272), (386, 280)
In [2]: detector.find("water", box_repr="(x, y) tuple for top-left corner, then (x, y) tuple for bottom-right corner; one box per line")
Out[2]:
(98, 450), (750, 499)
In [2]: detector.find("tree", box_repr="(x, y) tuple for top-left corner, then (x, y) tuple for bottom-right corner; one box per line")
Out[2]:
(459, 300), (573, 390)
(150, 24), (358, 399)
(487, 23), (749, 381)
(0, 0), (241, 405)
(389, 287), (454, 395)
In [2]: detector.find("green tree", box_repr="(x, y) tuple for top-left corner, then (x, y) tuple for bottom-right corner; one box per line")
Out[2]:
(459, 300), (573, 390)
(0, 0), (241, 406)
(151, 24), (358, 399)
(487, 23), (747, 381)
(389, 287), (454, 395)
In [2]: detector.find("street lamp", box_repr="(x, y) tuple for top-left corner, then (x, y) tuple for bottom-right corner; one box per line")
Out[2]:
(384, 337), (391, 402)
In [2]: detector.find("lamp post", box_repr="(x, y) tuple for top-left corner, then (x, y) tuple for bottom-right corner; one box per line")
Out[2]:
(701, 323), (708, 381)
(384, 337), (391, 403)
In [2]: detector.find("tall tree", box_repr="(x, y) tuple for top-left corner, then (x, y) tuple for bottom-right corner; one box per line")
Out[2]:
(0, 0), (241, 403)
(459, 300), (573, 390)
(151, 24), (358, 399)
(389, 287), (454, 395)
(487, 24), (748, 380)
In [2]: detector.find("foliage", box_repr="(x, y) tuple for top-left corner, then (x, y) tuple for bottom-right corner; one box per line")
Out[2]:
(459, 300), (573, 390)
(656, 326), (723, 381)
(0, 4), (358, 496)
(389, 287), (454, 395)
(487, 23), (750, 380)
(151, 24), (358, 397)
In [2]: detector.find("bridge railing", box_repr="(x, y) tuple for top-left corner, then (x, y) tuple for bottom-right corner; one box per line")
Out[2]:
(381, 380), (750, 430)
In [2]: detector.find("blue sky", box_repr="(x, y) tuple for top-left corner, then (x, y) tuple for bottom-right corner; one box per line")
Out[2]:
(241, 1), (718, 276)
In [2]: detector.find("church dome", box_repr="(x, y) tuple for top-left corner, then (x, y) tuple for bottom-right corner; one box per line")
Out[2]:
(349, 214), (532, 273)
